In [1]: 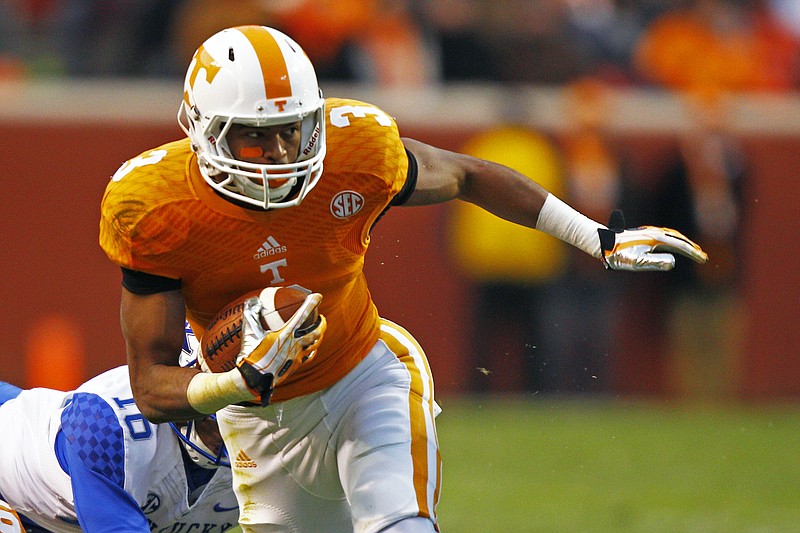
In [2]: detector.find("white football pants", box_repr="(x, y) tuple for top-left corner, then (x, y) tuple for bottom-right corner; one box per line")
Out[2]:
(217, 319), (441, 533)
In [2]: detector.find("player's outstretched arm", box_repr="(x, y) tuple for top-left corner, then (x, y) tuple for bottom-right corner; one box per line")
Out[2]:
(400, 137), (548, 230)
(402, 138), (707, 272)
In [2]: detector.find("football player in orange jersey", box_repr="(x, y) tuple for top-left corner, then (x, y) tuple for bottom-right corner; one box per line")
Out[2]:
(99, 26), (708, 533)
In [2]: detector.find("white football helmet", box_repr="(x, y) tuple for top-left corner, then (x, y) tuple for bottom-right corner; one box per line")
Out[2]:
(170, 418), (230, 469)
(178, 25), (326, 210)
(178, 320), (200, 368)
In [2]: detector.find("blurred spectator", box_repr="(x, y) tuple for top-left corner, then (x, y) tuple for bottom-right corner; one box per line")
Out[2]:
(275, 0), (438, 85)
(562, 0), (650, 83)
(768, 0), (800, 38)
(666, 91), (747, 398)
(175, 0), (438, 86)
(49, 0), (183, 77)
(349, 0), (440, 86)
(171, 0), (282, 68)
(0, 0), (33, 78)
(480, 0), (588, 83)
(446, 125), (570, 393)
(268, 0), (375, 82)
(421, 0), (501, 81)
(610, 89), (747, 398)
(0, 0), (70, 77)
(550, 76), (626, 393)
(634, 0), (800, 92)
(632, 0), (753, 398)
(3, 0), (797, 90)
(560, 77), (623, 232)
(424, 0), (594, 84)
(419, 0), (688, 85)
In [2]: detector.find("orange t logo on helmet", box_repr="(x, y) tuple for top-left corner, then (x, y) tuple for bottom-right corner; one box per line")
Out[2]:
(183, 45), (222, 109)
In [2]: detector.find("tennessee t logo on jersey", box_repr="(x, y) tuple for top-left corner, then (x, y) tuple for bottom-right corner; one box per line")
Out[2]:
(253, 237), (289, 283)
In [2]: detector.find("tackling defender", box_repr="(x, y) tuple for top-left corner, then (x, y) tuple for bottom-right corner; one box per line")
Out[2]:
(0, 326), (238, 533)
(99, 25), (708, 533)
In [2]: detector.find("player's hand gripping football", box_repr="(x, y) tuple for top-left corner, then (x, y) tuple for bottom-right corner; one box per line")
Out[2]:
(236, 291), (326, 406)
(598, 210), (708, 271)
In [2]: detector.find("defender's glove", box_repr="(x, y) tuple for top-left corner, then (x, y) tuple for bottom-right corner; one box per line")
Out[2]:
(598, 210), (708, 271)
(236, 292), (326, 406)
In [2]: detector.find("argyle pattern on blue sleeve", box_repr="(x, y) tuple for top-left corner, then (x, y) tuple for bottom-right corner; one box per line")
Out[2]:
(60, 392), (125, 488)
(0, 381), (22, 406)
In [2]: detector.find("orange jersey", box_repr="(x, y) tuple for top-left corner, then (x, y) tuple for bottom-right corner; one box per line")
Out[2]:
(100, 97), (409, 401)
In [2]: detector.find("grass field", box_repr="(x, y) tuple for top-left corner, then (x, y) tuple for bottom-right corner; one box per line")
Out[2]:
(434, 396), (800, 533)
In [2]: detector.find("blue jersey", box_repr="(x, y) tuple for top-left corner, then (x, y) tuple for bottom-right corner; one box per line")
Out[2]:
(0, 366), (238, 532)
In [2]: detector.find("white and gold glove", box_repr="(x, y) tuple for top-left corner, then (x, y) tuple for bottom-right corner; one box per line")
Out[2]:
(236, 292), (326, 405)
(0, 498), (25, 533)
(598, 210), (708, 271)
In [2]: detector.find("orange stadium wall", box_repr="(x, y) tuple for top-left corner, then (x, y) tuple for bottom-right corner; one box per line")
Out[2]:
(0, 120), (798, 399)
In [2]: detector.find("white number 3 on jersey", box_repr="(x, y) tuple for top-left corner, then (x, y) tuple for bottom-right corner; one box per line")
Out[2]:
(111, 149), (168, 182)
(330, 105), (392, 128)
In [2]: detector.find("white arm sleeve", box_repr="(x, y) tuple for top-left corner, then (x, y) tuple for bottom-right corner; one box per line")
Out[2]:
(535, 193), (605, 258)
(186, 369), (255, 414)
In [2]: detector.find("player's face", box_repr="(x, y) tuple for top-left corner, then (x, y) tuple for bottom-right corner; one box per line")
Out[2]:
(227, 122), (302, 165)
(195, 416), (225, 456)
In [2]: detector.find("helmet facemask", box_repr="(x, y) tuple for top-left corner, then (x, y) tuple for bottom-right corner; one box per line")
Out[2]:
(170, 417), (230, 469)
(183, 110), (326, 209)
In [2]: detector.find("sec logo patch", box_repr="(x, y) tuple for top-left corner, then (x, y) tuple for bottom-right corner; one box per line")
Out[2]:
(330, 190), (364, 219)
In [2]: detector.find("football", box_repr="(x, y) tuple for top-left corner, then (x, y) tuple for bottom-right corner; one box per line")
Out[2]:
(198, 285), (317, 373)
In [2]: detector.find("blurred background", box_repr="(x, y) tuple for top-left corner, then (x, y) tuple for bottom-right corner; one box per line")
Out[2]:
(2, 0), (800, 530)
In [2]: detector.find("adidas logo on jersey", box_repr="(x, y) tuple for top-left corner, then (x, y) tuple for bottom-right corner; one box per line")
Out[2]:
(234, 450), (257, 469)
(253, 236), (287, 260)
